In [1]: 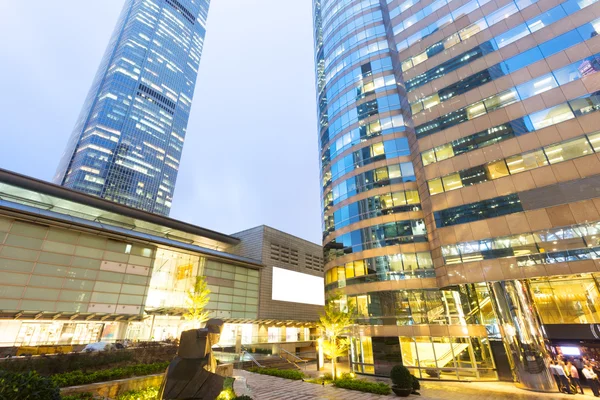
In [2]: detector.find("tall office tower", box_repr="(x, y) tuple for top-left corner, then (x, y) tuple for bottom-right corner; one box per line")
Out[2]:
(55, 0), (210, 216)
(315, 0), (600, 391)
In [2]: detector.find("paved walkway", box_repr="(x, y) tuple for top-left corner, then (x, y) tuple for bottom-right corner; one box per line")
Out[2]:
(232, 369), (596, 399)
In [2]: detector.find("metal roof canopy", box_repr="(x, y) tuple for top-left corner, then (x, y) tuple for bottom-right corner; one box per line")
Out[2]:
(0, 167), (239, 246)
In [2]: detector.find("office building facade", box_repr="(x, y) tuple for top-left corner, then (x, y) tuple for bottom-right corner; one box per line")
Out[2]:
(314, 0), (600, 390)
(0, 168), (322, 355)
(55, 0), (210, 216)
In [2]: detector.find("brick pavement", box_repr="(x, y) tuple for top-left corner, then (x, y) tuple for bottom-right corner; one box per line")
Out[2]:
(232, 369), (594, 400)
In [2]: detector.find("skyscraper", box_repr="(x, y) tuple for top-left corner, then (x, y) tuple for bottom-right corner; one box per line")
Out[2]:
(315, 0), (600, 391)
(55, 0), (210, 216)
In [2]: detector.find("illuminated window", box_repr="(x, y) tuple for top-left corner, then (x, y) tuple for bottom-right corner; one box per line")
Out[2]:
(484, 90), (519, 112)
(423, 94), (440, 110)
(466, 102), (486, 119)
(442, 173), (463, 191)
(413, 52), (428, 66)
(371, 142), (385, 157)
(545, 137), (593, 164)
(443, 33), (461, 49)
(529, 103), (574, 130)
(380, 193), (394, 208)
(428, 178), (444, 195)
(505, 150), (547, 174)
(405, 190), (420, 204)
(375, 167), (389, 181)
(459, 20), (486, 41)
(485, 160), (510, 180)
(435, 143), (455, 161)
(389, 165), (402, 179)
(588, 131), (600, 152)
(422, 149), (436, 166)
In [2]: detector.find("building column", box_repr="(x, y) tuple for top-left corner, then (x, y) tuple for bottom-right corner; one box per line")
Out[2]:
(488, 280), (555, 392)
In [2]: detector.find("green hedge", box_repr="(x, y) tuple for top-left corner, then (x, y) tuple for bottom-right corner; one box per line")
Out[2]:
(50, 362), (169, 387)
(0, 346), (176, 376)
(60, 393), (94, 400)
(333, 378), (391, 395)
(116, 386), (159, 400)
(0, 370), (61, 400)
(247, 367), (304, 380)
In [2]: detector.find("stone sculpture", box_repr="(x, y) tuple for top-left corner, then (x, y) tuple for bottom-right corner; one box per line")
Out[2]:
(159, 319), (225, 400)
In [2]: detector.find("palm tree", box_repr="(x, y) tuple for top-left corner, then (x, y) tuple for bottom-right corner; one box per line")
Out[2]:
(317, 293), (356, 380)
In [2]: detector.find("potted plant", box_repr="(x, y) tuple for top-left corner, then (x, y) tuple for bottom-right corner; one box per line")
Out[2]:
(412, 374), (421, 395)
(390, 365), (413, 397)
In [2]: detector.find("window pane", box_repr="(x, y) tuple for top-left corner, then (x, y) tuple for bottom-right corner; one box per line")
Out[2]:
(435, 143), (455, 161)
(484, 89), (519, 112)
(375, 167), (389, 181)
(405, 190), (420, 204)
(428, 178), (444, 195)
(460, 20), (487, 41)
(485, 160), (510, 180)
(423, 93), (440, 109)
(372, 142), (385, 157)
(516, 74), (558, 100)
(526, 6), (567, 33)
(381, 193), (394, 208)
(466, 102), (486, 119)
(442, 173), (463, 191)
(544, 137), (593, 164)
(402, 253), (418, 270)
(422, 149), (436, 165)
(506, 149), (548, 174)
(529, 104), (575, 129)
(389, 165), (402, 179)
(412, 101), (424, 114)
(587, 131), (600, 152)
(495, 24), (529, 48)
(391, 191), (407, 206)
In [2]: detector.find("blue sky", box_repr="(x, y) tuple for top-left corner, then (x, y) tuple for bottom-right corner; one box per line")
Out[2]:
(0, 0), (322, 244)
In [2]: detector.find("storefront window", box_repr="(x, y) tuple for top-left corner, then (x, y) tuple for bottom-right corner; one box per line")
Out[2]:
(530, 275), (600, 324)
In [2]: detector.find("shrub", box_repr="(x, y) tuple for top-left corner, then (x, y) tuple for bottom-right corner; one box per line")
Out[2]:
(60, 393), (94, 400)
(247, 367), (304, 380)
(116, 386), (159, 400)
(50, 361), (169, 387)
(0, 346), (176, 376)
(390, 364), (412, 389)
(333, 378), (391, 395)
(0, 370), (61, 400)
(216, 387), (235, 400)
(412, 374), (420, 391)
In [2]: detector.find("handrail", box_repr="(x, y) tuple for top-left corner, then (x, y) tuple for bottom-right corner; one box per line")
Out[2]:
(241, 350), (263, 368)
(279, 348), (308, 370)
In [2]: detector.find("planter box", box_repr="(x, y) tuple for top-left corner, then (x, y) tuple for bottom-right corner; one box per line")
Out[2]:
(216, 363), (233, 377)
(60, 373), (164, 398)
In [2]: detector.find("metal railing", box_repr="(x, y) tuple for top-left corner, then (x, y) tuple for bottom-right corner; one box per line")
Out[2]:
(240, 350), (263, 368)
(279, 347), (308, 371)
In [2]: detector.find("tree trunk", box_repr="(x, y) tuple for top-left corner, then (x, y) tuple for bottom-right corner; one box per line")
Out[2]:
(332, 359), (337, 381)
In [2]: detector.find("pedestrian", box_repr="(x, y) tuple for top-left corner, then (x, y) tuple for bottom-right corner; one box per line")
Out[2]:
(549, 361), (563, 392)
(583, 364), (600, 397)
(557, 360), (573, 394)
(568, 361), (584, 395)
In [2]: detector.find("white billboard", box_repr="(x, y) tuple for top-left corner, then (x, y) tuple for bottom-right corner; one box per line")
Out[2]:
(271, 267), (325, 306)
